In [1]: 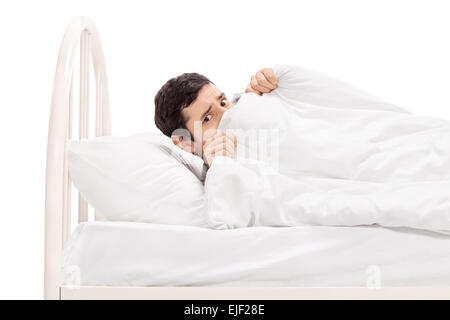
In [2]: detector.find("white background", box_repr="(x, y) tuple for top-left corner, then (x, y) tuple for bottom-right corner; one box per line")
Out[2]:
(1, 0), (450, 299)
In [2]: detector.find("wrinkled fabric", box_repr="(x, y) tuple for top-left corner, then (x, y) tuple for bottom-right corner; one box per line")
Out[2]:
(205, 65), (450, 232)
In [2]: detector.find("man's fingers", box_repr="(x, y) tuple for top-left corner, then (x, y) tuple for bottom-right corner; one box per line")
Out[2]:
(213, 146), (234, 158)
(204, 142), (235, 158)
(229, 132), (237, 146)
(245, 83), (260, 95)
(245, 83), (261, 95)
(207, 136), (235, 152)
(204, 132), (236, 151)
(223, 150), (233, 158)
(203, 130), (228, 146)
(202, 129), (218, 144)
(222, 131), (237, 149)
(251, 75), (270, 93)
(213, 130), (236, 144)
(204, 137), (235, 153)
(245, 68), (279, 98)
(202, 131), (236, 166)
(255, 70), (276, 90)
(204, 131), (236, 148)
(261, 68), (278, 86)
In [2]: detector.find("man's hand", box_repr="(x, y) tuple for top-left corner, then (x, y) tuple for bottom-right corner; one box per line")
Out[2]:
(202, 130), (237, 167)
(245, 68), (278, 95)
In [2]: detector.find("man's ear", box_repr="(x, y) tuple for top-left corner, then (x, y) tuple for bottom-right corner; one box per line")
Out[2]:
(171, 135), (194, 153)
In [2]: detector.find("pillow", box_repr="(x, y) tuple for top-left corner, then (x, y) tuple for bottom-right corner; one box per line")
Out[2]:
(67, 132), (208, 227)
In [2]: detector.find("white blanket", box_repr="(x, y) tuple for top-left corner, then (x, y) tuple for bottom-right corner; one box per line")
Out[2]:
(205, 64), (450, 231)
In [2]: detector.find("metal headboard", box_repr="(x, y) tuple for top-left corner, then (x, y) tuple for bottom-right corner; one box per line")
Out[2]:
(44, 17), (111, 299)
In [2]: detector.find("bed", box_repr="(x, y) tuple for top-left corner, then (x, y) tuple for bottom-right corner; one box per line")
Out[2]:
(45, 16), (450, 300)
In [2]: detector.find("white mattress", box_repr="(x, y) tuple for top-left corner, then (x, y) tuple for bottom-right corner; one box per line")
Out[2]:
(62, 221), (450, 287)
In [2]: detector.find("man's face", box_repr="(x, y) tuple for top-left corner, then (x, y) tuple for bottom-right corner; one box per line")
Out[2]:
(178, 83), (234, 153)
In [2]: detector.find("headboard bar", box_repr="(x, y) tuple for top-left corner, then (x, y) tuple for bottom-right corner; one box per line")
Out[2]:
(94, 62), (104, 221)
(78, 29), (90, 223)
(61, 74), (73, 247)
(45, 17), (111, 300)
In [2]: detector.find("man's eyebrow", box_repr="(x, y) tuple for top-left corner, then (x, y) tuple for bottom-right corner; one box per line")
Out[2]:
(200, 93), (225, 120)
(200, 105), (212, 120)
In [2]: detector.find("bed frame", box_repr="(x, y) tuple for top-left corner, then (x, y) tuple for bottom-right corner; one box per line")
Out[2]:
(45, 17), (450, 300)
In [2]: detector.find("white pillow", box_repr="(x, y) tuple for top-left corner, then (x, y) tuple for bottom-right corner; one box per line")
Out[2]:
(67, 132), (208, 227)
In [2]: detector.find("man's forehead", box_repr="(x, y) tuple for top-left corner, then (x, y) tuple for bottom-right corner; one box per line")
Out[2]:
(182, 84), (215, 119)
(185, 84), (220, 112)
(197, 83), (220, 101)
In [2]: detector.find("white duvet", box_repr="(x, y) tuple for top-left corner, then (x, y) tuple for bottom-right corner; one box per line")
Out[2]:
(205, 64), (450, 231)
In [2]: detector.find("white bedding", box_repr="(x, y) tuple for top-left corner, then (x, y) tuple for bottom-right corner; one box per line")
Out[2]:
(62, 221), (450, 287)
(206, 64), (450, 231)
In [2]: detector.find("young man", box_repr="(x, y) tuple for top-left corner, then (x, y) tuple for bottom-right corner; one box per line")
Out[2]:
(154, 68), (278, 167)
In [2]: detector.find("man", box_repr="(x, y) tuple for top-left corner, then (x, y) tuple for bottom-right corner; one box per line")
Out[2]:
(154, 68), (279, 167)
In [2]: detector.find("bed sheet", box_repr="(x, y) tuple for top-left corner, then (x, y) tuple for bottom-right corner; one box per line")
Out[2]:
(62, 221), (450, 287)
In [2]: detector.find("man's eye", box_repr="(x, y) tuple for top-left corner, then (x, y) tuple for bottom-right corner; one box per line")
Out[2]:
(220, 99), (228, 107)
(204, 114), (212, 123)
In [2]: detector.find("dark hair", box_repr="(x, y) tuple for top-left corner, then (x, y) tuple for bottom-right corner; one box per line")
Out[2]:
(154, 72), (212, 137)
